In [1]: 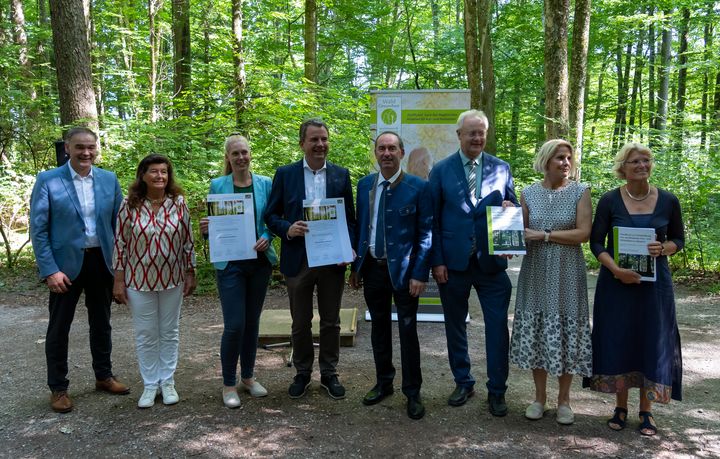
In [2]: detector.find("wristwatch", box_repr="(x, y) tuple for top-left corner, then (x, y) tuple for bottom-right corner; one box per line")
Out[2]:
(544, 229), (551, 242)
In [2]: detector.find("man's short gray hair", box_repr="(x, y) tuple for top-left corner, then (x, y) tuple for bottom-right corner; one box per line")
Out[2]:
(456, 109), (489, 130)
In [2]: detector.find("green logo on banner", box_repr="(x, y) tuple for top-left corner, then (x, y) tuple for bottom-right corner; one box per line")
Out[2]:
(381, 109), (397, 125)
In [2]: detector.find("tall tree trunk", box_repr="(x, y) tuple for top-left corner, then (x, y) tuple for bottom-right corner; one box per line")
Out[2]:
(673, 8), (689, 149)
(543, 0), (570, 139)
(591, 57), (608, 135)
(647, 10), (656, 137)
(480, 7), (496, 153)
(172, 0), (191, 111)
(569, 0), (590, 176)
(430, 0), (440, 88)
(10, 0), (28, 68)
(628, 29), (645, 133)
(303, 0), (317, 83)
(232, 0), (246, 129)
(463, 0), (481, 109)
(49, 0), (97, 127)
(701, 4), (713, 151)
(656, 11), (672, 137)
(509, 83), (520, 155)
(612, 41), (631, 150)
(148, 0), (162, 122)
(714, 71), (720, 154)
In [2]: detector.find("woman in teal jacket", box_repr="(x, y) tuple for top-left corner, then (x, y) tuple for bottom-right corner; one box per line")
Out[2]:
(200, 134), (277, 409)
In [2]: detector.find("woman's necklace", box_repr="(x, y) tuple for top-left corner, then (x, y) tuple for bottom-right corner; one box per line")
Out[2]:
(149, 195), (165, 205)
(624, 185), (650, 201)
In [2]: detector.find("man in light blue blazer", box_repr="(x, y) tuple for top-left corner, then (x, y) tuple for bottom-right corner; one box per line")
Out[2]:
(429, 110), (518, 417)
(30, 127), (128, 413)
(350, 132), (432, 420)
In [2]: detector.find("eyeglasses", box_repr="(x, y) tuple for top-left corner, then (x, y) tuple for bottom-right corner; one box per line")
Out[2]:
(624, 158), (653, 166)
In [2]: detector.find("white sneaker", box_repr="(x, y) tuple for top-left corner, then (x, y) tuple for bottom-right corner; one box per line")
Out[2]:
(240, 380), (268, 398)
(525, 401), (546, 420)
(138, 388), (157, 408)
(222, 388), (241, 408)
(161, 383), (179, 405)
(557, 404), (575, 425)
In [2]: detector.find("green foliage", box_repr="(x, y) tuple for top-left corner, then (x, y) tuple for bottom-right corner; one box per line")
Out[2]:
(0, 0), (718, 283)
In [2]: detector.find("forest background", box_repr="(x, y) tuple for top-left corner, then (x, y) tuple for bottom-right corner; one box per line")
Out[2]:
(1, 0), (719, 291)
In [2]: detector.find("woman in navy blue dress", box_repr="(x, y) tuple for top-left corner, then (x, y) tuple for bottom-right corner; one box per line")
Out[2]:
(583, 143), (684, 436)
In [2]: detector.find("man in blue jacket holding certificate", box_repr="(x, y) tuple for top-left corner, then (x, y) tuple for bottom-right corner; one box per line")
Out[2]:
(350, 131), (433, 420)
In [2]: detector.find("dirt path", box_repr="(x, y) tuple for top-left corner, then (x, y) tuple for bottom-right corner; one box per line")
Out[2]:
(1, 265), (719, 458)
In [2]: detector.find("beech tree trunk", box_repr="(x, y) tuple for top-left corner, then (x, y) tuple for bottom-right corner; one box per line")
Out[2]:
(543, 0), (570, 139)
(673, 8), (690, 149)
(148, 0), (162, 122)
(480, 13), (496, 153)
(304, 0), (317, 83)
(656, 12), (672, 136)
(628, 29), (645, 134)
(10, 0), (28, 67)
(647, 11), (656, 137)
(701, 5), (713, 151)
(49, 0), (98, 127)
(232, 0), (246, 129)
(172, 0), (191, 109)
(569, 0), (590, 173)
(463, 0), (481, 109)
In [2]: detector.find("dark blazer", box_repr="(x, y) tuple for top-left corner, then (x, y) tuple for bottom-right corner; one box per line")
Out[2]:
(429, 151), (517, 273)
(264, 159), (356, 277)
(30, 163), (123, 279)
(352, 171), (433, 290)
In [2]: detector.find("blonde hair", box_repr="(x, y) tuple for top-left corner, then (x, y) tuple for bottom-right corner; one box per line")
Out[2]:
(534, 139), (575, 175)
(613, 142), (653, 179)
(223, 134), (250, 175)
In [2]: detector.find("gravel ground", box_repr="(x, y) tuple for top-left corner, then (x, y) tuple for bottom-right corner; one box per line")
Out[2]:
(1, 261), (719, 458)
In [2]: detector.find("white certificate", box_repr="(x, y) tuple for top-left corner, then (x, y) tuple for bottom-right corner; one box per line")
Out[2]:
(207, 193), (257, 263)
(486, 206), (526, 255)
(303, 198), (354, 267)
(613, 226), (656, 282)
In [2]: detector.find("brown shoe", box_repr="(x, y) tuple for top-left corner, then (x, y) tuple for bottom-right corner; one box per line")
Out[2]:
(50, 391), (73, 413)
(95, 377), (130, 395)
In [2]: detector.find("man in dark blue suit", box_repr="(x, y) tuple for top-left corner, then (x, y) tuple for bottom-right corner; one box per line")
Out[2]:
(30, 127), (130, 413)
(265, 119), (356, 400)
(349, 132), (432, 420)
(429, 110), (518, 416)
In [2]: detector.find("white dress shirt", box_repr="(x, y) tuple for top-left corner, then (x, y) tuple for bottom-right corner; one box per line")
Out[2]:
(303, 158), (326, 200)
(369, 169), (402, 258)
(68, 162), (100, 248)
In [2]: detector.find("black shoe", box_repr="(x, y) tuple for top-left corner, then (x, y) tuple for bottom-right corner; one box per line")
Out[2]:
(407, 395), (425, 420)
(448, 385), (475, 406)
(288, 374), (311, 399)
(320, 375), (346, 400)
(488, 393), (508, 417)
(362, 384), (394, 406)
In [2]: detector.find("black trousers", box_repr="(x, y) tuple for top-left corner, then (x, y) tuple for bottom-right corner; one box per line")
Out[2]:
(46, 248), (114, 391)
(362, 257), (422, 397)
(285, 261), (345, 377)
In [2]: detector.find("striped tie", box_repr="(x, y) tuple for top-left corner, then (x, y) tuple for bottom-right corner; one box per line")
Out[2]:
(468, 159), (478, 206)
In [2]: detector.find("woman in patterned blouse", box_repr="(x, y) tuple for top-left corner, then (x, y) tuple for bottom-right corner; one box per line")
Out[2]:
(199, 135), (277, 409)
(112, 154), (196, 409)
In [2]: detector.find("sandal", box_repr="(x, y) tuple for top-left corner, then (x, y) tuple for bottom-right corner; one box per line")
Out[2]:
(638, 411), (657, 436)
(607, 406), (628, 431)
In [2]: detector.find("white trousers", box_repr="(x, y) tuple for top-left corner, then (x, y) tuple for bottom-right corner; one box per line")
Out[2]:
(127, 286), (183, 389)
